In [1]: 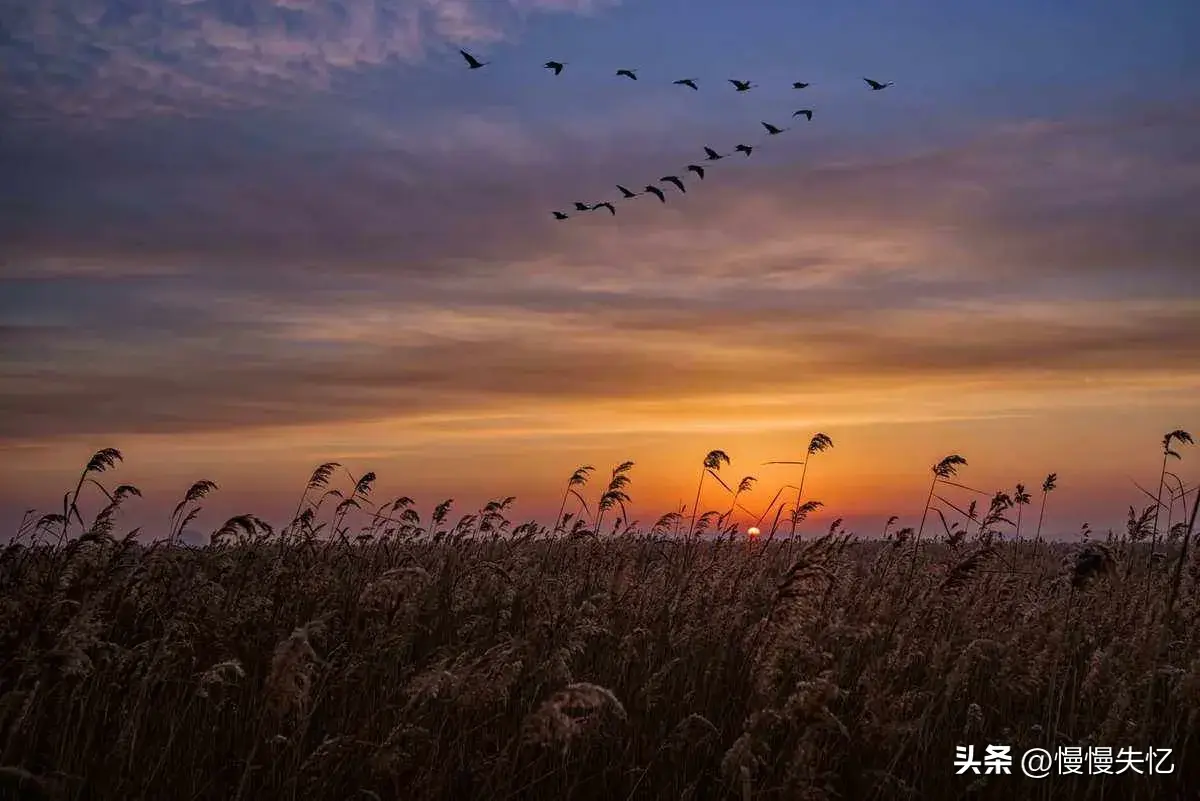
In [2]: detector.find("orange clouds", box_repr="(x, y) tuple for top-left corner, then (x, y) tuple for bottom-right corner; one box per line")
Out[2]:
(2, 70), (1198, 538)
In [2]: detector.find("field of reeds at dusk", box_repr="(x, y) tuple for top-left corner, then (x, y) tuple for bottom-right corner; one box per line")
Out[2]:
(5, 0), (1200, 797)
(2, 433), (1199, 800)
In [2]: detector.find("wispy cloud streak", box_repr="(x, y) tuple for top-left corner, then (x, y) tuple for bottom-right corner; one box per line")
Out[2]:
(0, 0), (623, 119)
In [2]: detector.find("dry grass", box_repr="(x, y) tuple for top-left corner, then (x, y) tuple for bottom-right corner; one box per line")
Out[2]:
(2, 447), (1199, 800)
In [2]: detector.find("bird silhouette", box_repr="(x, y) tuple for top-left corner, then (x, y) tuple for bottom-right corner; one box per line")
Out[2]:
(792, 81), (810, 89)
(673, 78), (699, 90)
(592, 201), (616, 215)
(616, 69), (638, 80)
(661, 175), (686, 193)
(686, 164), (706, 179)
(703, 146), (725, 161)
(793, 109), (813, 121)
(729, 79), (754, 92)
(544, 61), (565, 75)
(616, 185), (639, 198)
(734, 144), (754, 157)
(552, 211), (569, 220)
(459, 49), (488, 69)
(644, 185), (666, 203)
(573, 202), (592, 212)
(761, 121), (787, 135)
(864, 77), (893, 90)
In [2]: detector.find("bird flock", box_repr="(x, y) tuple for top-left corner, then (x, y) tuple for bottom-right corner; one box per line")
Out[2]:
(456, 48), (895, 220)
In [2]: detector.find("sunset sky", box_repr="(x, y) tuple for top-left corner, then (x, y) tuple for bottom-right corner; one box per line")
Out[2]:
(2, 0), (1199, 540)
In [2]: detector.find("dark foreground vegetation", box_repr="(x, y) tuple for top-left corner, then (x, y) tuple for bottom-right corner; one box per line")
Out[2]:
(2, 443), (1198, 800)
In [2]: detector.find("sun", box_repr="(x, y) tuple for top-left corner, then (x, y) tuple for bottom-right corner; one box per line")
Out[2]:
(746, 526), (760, 538)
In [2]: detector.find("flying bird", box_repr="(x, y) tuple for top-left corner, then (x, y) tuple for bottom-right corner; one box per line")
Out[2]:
(792, 81), (810, 89)
(616, 185), (639, 198)
(734, 144), (754, 157)
(761, 121), (787, 135)
(673, 78), (699, 90)
(686, 164), (705, 179)
(793, 109), (813, 121)
(544, 61), (565, 75)
(660, 175), (686, 193)
(644, 185), (666, 203)
(703, 146), (725, 161)
(459, 49), (488, 69)
(729, 79), (754, 92)
(573, 202), (592, 212)
(552, 211), (569, 220)
(616, 69), (638, 80)
(864, 77), (894, 90)
(592, 201), (616, 215)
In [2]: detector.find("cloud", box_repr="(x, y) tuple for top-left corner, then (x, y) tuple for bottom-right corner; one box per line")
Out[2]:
(5, 99), (1199, 290)
(2, 85), (1198, 445)
(0, 0), (623, 119)
(3, 278), (1198, 442)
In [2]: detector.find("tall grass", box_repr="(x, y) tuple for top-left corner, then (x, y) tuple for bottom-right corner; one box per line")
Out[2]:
(1, 437), (1197, 801)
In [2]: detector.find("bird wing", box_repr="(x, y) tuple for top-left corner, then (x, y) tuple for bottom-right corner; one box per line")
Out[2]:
(704, 147), (718, 157)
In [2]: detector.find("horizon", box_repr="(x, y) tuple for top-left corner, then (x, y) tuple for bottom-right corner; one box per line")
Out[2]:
(7, 434), (1196, 545)
(3, 0), (1199, 540)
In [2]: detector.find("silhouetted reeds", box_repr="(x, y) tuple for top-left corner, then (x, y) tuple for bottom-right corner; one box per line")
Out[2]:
(1, 434), (1196, 801)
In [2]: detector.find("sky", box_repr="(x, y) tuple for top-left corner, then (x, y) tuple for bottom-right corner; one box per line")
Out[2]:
(2, 0), (1199, 541)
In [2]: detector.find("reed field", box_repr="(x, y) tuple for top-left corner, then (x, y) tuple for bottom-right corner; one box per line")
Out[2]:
(2, 435), (1199, 801)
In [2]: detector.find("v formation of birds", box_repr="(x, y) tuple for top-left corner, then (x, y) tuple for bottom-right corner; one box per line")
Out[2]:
(458, 49), (895, 220)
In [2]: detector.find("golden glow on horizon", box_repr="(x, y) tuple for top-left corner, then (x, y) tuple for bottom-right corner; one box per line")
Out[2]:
(2, 394), (1194, 539)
